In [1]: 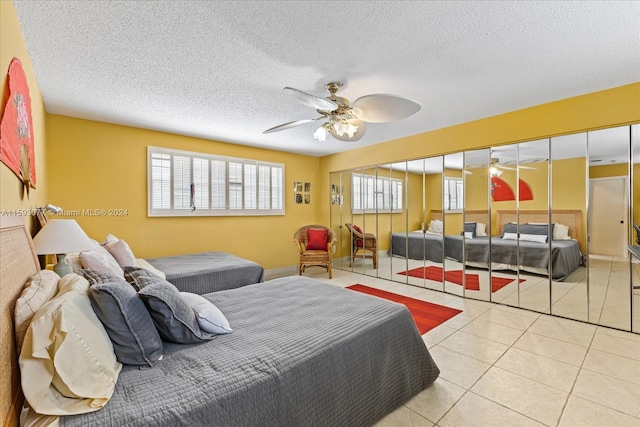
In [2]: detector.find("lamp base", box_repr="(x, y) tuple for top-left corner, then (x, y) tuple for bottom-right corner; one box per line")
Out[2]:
(53, 254), (72, 277)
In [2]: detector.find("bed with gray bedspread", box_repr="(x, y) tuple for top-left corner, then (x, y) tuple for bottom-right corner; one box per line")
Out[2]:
(390, 231), (444, 263)
(61, 276), (439, 427)
(444, 235), (583, 281)
(145, 251), (265, 294)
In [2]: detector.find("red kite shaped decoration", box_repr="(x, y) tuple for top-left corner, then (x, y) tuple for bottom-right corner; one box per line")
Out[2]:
(491, 176), (515, 201)
(519, 178), (533, 201)
(0, 58), (36, 197)
(491, 176), (535, 201)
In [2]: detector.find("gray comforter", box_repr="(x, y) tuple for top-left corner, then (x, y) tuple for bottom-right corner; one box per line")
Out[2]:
(444, 235), (583, 281)
(390, 231), (444, 263)
(145, 251), (264, 294)
(61, 277), (439, 427)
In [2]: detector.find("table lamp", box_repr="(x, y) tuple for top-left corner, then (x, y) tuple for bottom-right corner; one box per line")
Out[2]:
(32, 219), (97, 276)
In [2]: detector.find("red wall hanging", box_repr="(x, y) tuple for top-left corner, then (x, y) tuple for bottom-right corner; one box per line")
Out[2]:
(0, 58), (36, 197)
(491, 176), (534, 201)
(491, 176), (515, 201)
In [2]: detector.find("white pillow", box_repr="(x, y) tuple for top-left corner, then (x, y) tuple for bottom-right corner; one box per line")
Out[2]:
(464, 231), (474, 239)
(20, 274), (122, 416)
(475, 223), (488, 237)
(520, 233), (548, 243)
(554, 224), (571, 240)
(502, 232), (518, 240)
(101, 233), (119, 245)
(180, 292), (233, 335)
(15, 270), (61, 354)
(428, 219), (443, 234)
(80, 245), (124, 278)
(65, 252), (84, 274)
(104, 239), (136, 267)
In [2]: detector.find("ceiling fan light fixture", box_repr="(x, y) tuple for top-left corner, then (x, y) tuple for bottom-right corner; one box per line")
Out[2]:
(490, 166), (502, 176)
(333, 121), (358, 137)
(313, 126), (328, 142)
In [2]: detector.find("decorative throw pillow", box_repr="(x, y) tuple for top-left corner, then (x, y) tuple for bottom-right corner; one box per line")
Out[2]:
(352, 224), (363, 234)
(104, 239), (137, 267)
(88, 277), (163, 366)
(476, 222), (488, 237)
(15, 270), (61, 354)
(306, 228), (328, 250)
(81, 268), (121, 285)
(19, 275), (122, 416)
(137, 275), (215, 344)
(79, 245), (124, 278)
(122, 266), (158, 291)
(464, 222), (477, 238)
(428, 219), (443, 234)
(181, 292), (233, 335)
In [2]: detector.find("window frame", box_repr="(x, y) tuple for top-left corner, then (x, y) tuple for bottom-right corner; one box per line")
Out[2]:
(147, 146), (285, 217)
(444, 177), (464, 212)
(351, 172), (403, 214)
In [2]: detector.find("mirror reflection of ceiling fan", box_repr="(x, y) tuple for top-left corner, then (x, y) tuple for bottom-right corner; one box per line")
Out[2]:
(465, 155), (540, 176)
(263, 81), (421, 142)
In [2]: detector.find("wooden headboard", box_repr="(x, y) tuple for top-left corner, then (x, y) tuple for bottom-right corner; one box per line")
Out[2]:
(0, 217), (40, 427)
(429, 210), (491, 225)
(496, 209), (585, 252)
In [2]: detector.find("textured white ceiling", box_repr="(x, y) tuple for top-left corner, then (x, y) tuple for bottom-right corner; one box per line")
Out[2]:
(12, 0), (640, 157)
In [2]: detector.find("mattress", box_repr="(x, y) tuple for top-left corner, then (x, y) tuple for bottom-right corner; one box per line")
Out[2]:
(145, 251), (265, 294)
(444, 235), (582, 281)
(60, 276), (440, 426)
(390, 231), (444, 263)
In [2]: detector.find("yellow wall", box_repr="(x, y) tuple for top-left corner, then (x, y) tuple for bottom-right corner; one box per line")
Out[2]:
(3, 0), (639, 271)
(0, 1), (48, 234)
(589, 163), (628, 178)
(46, 115), (320, 269)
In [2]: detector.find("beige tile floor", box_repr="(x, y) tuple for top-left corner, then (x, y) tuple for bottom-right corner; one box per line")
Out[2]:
(293, 263), (640, 427)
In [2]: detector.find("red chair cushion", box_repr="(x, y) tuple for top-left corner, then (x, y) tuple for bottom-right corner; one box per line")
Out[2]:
(307, 228), (328, 250)
(352, 225), (364, 247)
(353, 225), (363, 234)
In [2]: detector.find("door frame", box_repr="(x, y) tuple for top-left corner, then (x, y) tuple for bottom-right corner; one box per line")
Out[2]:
(588, 176), (629, 258)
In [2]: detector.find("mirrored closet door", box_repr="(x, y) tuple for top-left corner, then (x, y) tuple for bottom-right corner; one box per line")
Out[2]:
(330, 123), (639, 333)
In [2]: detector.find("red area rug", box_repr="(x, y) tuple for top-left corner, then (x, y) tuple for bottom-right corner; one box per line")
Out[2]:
(347, 284), (462, 334)
(398, 266), (523, 293)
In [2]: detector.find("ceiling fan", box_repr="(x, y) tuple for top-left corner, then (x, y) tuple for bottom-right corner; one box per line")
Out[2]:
(465, 156), (538, 176)
(263, 82), (421, 142)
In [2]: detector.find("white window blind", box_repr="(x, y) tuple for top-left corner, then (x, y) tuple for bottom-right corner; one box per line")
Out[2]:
(444, 177), (464, 211)
(148, 146), (285, 216)
(352, 173), (403, 213)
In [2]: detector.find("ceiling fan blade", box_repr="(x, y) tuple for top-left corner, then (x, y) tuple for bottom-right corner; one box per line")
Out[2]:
(497, 165), (517, 171)
(263, 117), (322, 134)
(284, 87), (338, 111)
(518, 165), (537, 170)
(352, 94), (421, 123)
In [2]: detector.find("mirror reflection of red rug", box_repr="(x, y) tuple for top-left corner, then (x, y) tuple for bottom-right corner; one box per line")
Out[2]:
(398, 266), (524, 292)
(347, 284), (462, 334)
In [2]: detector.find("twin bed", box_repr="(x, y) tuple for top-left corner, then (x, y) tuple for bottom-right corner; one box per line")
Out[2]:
(1, 217), (439, 426)
(390, 210), (584, 281)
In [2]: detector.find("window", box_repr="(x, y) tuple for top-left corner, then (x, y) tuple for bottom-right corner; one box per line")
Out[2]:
(148, 146), (284, 216)
(352, 173), (403, 214)
(444, 177), (464, 211)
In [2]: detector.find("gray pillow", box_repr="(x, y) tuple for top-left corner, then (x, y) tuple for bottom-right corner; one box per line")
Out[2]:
(464, 222), (477, 238)
(82, 268), (120, 285)
(122, 266), (157, 291)
(88, 277), (164, 366)
(137, 275), (215, 344)
(502, 223), (554, 242)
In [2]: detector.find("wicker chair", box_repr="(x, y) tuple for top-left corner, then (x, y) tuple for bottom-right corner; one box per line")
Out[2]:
(345, 223), (378, 269)
(293, 225), (337, 278)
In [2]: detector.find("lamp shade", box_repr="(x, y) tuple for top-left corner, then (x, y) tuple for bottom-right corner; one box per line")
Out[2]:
(32, 219), (96, 255)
